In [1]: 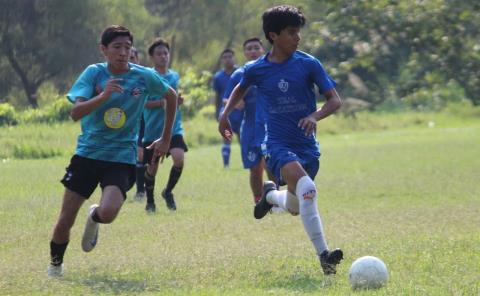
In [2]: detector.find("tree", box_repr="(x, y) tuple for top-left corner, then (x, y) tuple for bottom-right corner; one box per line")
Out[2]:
(0, 0), (101, 108)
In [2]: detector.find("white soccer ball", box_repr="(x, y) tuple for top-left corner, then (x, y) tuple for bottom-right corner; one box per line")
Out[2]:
(348, 256), (388, 289)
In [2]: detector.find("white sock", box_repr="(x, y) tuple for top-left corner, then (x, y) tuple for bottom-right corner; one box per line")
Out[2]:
(296, 175), (328, 255)
(267, 190), (300, 215)
(266, 190), (287, 208)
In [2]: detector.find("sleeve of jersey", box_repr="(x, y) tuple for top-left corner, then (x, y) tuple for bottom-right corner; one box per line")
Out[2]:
(145, 68), (169, 98)
(310, 58), (337, 94)
(239, 66), (253, 90)
(223, 70), (242, 100)
(66, 65), (97, 103)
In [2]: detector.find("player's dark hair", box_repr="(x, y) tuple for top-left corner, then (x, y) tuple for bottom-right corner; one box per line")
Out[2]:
(148, 38), (170, 56)
(100, 25), (133, 46)
(262, 5), (305, 44)
(221, 48), (235, 56)
(243, 37), (263, 48)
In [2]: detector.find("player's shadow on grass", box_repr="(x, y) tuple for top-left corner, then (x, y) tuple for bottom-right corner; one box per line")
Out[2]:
(265, 272), (336, 293)
(74, 275), (153, 294)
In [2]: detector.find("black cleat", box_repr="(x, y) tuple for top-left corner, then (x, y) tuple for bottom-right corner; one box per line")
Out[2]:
(320, 248), (344, 275)
(162, 189), (177, 211)
(254, 181), (276, 219)
(145, 202), (156, 213)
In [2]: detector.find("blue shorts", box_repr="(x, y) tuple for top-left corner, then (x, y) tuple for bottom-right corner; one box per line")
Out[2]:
(229, 109), (244, 134)
(264, 144), (320, 183)
(241, 145), (262, 169)
(240, 119), (263, 169)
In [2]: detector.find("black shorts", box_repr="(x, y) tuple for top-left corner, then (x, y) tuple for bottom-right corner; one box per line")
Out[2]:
(60, 155), (135, 199)
(143, 134), (188, 164)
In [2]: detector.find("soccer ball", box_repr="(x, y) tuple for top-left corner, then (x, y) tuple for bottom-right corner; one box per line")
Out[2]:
(348, 256), (388, 289)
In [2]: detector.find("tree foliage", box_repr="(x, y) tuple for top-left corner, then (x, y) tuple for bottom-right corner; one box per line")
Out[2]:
(0, 0), (103, 107)
(0, 0), (479, 113)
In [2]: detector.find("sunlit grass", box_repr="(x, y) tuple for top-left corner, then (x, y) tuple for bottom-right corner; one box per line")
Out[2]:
(0, 117), (479, 295)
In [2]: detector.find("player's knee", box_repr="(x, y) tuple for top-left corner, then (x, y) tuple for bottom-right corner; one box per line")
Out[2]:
(173, 157), (184, 168)
(95, 207), (117, 224)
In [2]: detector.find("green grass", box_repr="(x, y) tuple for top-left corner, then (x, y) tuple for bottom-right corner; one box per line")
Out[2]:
(0, 114), (479, 295)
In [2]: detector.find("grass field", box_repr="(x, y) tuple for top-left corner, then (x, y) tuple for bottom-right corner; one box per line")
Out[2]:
(0, 114), (479, 295)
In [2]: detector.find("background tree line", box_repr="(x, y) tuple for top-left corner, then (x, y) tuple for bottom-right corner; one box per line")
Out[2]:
(0, 0), (479, 118)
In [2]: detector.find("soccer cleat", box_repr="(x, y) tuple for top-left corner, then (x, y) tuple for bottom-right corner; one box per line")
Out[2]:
(134, 191), (145, 202)
(320, 248), (344, 275)
(145, 202), (156, 213)
(81, 204), (99, 253)
(161, 189), (177, 211)
(254, 181), (276, 219)
(47, 263), (64, 278)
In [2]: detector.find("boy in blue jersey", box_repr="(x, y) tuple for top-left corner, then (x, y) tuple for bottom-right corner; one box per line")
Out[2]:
(223, 38), (267, 203)
(219, 6), (344, 275)
(47, 26), (177, 277)
(213, 49), (243, 168)
(142, 38), (188, 212)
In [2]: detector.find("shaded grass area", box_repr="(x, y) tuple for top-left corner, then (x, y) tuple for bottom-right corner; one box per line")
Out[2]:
(0, 120), (479, 295)
(1, 107), (478, 158)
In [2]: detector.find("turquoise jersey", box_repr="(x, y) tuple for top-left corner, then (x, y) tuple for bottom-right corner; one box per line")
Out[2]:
(142, 69), (183, 143)
(67, 62), (169, 165)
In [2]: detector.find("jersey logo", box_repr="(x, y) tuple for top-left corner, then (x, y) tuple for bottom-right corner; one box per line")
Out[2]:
(278, 79), (289, 92)
(131, 87), (142, 97)
(104, 108), (126, 129)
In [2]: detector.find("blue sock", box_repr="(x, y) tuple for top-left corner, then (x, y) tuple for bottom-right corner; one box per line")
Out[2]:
(221, 143), (231, 167)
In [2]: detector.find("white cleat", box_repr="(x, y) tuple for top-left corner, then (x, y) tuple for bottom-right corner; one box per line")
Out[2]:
(81, 204), (99, 252)
(47, 263), (64, 277)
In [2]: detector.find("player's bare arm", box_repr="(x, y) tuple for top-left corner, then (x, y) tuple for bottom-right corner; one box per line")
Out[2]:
(145, 100), (165, 109)
(298, 88), (342, 135)
(147, 87), (177, 163)
(218, 84), (247, 140)
(70, 78), (123, 121)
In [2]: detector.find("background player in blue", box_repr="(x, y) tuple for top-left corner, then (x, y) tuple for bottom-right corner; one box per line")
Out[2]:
(142, 38), (188, 213)
(223, 37), (267, 203)
(213, 49), (243, 168)
(219, 6), (344, 275)
(47, 26), (177, 277)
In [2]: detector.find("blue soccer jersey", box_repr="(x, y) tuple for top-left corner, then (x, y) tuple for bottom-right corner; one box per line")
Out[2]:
(239, 51), (337, 179)
(142, 69), (183, 143)
(224, 66), (263, 168)
(213, 69), (234, 114)
(67, 62), (169, 165)
(240, 51), (336, 149)
(214, 68), (244, 133)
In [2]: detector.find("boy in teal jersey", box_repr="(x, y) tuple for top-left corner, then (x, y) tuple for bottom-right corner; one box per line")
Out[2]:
(142, 38), (188, 212)
(47, 25), (177, 277)
(219, 6), (344, 275)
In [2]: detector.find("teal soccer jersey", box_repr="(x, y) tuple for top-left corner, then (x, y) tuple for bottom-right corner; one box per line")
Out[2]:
(142, 69), (183, 143)
(67, 62), (170, 165)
